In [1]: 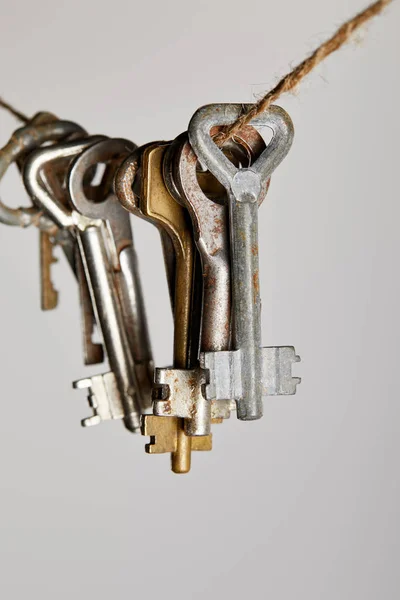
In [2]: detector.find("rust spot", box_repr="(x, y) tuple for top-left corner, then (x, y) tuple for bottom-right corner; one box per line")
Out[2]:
(212, 217), (224, 235)
(163, 400), (172, 415)
(251, 244), (258, 257)
(253, 269), (260, 305)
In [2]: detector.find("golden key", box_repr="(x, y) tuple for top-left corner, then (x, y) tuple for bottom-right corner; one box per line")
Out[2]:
(116, 143), (211, 473)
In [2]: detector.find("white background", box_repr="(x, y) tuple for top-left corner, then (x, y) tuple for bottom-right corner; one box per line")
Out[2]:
(0, 1), (399, 598)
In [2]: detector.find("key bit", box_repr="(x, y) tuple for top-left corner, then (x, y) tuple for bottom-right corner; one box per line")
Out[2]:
(24, 137), (144, 432)
(203, 346), (301, 401)
(142, 416), (211, 474)
(73, 371), (124, 427)
(40, 230), (58, 310)
(188, 103), (300, 420)
(153, 367), (231, 422)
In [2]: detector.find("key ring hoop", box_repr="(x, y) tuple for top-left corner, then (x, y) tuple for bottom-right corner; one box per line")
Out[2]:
(0, 116), (85, 228)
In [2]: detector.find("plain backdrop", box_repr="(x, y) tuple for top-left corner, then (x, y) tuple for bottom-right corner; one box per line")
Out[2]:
(0, 1), (399, 599)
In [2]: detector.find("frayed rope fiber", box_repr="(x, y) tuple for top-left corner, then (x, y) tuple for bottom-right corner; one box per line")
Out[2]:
(214, 0), (393, 145)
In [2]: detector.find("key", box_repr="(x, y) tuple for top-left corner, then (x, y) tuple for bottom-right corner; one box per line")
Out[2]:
(155, 126), (270, 436)
(23, 136), (147, 432)
(116, 142), (209, 473)
(188, 103), (301, 420)
(23, 137), (105, 365)
(68, 138), (153, 415)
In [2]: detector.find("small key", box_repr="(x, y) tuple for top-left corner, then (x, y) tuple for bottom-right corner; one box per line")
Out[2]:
(188, 104), (300, 419)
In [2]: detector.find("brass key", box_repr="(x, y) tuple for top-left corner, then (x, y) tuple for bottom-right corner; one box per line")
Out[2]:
(40, 230), (58, 310)
(116, 143), (211, 473)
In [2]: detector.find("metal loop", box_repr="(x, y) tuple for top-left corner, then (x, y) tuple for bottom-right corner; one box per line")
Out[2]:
(23, 136), (105, 230)
(188, 104), (294, 194)
(0, 119), (85, 227)
(68, 138), (136, 219)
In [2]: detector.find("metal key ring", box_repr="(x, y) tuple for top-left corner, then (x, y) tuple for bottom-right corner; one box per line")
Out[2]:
(188, 104), (294, 198)
(0, 119), (86, 227)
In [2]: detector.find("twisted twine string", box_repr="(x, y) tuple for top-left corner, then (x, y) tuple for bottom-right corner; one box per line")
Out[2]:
(0, 97), (30, 124)
(214, 0), (393, 145)
(0, 1), (394, 144)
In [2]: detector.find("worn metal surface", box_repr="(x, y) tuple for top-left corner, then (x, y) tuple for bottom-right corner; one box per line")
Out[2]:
(0, 116), (85, 227)
(73, 371), (124, 427)
(68, 138), (153, 410)
(23, 137), (106, 365)
(116, 143), (211, 472)
(166, 126), (269, 429)
(39, 230), (58, 310)
(24, 136), (150, 432)
(67, 138), (153, 430)
(202, 347), (301, 400)
(188, 103), (298, 420)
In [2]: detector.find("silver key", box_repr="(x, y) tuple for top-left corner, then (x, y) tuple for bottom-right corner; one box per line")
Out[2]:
(188, 104), (301, 420)
(23, 137), (149, 433)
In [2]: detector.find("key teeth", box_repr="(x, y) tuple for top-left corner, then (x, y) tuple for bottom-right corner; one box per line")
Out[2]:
(203, 346), (301, 400)
(73, 377), (91, 390)
(81, 415), (101, 428)
(154, 367), (172, 386)
(262, 346), (301, 396)
(73, 371), (125, 427)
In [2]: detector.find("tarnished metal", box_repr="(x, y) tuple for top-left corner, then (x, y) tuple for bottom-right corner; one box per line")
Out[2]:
(24, 136), (150, 432)
(68, 138), (152, 430)
(116, 142), (210, 473)
(40, 230), (58, 310)
(69, 138), (153, 407)
(0, 115), (85, 227)
(73, 371), (124, 427)
(23, 136), (106, 364)
(203, 347), (301, 401)
(188, 103), (300, 419)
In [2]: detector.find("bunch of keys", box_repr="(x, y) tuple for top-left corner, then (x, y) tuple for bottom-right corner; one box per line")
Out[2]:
(0, 103), (301, 474)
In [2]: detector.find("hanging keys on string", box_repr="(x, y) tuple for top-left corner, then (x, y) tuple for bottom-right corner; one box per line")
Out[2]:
(0, 103), (301, 474)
